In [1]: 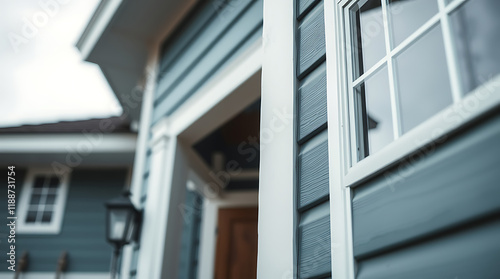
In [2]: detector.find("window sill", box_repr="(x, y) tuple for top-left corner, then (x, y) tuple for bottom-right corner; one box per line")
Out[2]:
(344, 74), (500, 187)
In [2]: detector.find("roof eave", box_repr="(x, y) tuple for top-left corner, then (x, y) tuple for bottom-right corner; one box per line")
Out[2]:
(76, 0), (123, 62)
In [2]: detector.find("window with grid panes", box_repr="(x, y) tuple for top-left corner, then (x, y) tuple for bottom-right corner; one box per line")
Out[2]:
(18, 170), (69, 234)
(26, 175), (61, 224)
(342, 0), (500, 162)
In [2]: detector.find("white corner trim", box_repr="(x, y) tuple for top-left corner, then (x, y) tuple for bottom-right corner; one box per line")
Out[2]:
(151, 117), (171, 148)
(76, 0), (123, 60)
(136, 135), (180, 279)
(257, 0), (295, 277)
(17, 168), (71, 235)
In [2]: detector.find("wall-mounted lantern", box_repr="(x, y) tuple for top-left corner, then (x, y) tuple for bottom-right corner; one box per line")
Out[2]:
(104, 192), (141, 279)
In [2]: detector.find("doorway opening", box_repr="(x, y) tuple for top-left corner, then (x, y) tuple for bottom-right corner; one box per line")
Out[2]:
(177, 71), (261, 279)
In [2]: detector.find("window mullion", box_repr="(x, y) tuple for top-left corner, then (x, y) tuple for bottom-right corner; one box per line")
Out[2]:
(343, 6), (359, 165)
(438, 0), (463, 103)
(381, 0), (402, 139)
(36, 177), (49, 223)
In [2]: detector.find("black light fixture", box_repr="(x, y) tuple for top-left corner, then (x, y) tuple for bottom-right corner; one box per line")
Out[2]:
(104, 191), (141, 279)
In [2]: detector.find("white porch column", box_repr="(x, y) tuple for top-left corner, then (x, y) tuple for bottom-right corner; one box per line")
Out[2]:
(258, 0), (295, 277)
(136, 119), (188, 279)
(121, 50), (159, 279)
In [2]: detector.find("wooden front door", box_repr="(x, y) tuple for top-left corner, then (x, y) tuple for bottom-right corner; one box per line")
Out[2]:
(214, 207), (258, 279)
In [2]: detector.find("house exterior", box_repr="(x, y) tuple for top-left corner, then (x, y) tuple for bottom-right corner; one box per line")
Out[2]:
(77, 0), (500, 278)
(0, 117), (136, 279)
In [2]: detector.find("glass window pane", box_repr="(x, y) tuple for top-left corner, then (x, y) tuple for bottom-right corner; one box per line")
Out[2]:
(33, 176), (45, 188)
(26, 211), (38, 223)
(355, 65), (394, 158)
(30, 194), (42, 205)
(45, 194), (57, 205)
(48, 176), (60, 188)
(450, 0), (500, 95)
(389, 0), (439, 47)
(396, 24), (453, 133)
(350, 0), (386, 79)
(41, 210), (53, 223)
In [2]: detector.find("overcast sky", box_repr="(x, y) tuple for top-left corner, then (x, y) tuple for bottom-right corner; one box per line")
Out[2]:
(0, 0), (122, 128)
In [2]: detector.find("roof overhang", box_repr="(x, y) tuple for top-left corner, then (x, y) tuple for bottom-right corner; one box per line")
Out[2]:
(76, 0), (197, 122)
(0, 133), (137, 167)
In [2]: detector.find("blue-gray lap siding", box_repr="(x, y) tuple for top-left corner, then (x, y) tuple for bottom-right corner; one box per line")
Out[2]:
(0, 168), (127, 272)
(152, 0), (263, 124)
(295, 1), (331, 278)
(177, 191), (203, 279)
(352, 111), (500, 278)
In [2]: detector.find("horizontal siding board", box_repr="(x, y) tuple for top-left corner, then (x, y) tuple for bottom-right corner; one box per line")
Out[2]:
(298, 202), (331, 279)
(357, 218), (500, 279)
(298, 62), (327, 143)
(158, 1), (218, 77)
(298, 129), (329, 211)
(153, 1), (263, 122)
(0, 169), (126, 272)
(352, 112), (500, 259)
(155, 0), (253, 102)
(297, 0), (322, 20)
(297, 1), (326, 80)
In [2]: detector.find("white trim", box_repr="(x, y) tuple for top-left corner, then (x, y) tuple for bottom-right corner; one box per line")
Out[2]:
(0, 272), (109, 279)
(438, 0), (465, 103)
(181, 142), (221, 196)
(339, 0), (500, 187)
(257, 0), (295, 277)
(130, 49), (159, 207)
(136, 126), (173, 279)
(344, 74), (500, 187)
(76, 0), (123, 60)
(136, 124), (191, 279)
(17, 168), (70, 234)
(197, 191), (259, 279)
(325, 1), (356, 278)
(119, 169), (133, 279)
(0, 134), (136, 154)
(381, 0), (403, 139)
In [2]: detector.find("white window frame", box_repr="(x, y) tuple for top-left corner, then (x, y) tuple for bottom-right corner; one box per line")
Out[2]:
(17, 168), (70, 234)
(325, 0), (500, 278)
(332, 0), (500, 188)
